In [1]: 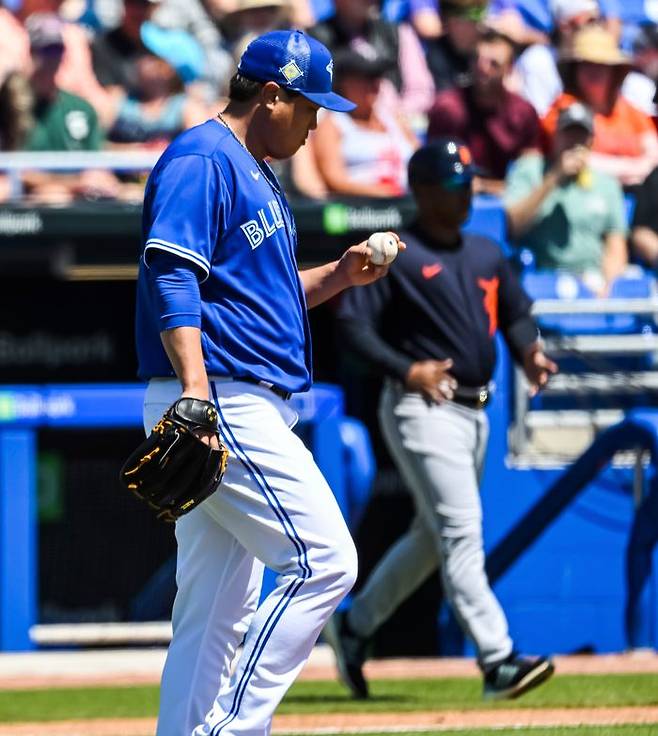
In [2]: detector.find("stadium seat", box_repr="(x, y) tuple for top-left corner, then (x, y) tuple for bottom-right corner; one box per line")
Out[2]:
(464, 196), (512, 255)
(523, 270), (657, 336)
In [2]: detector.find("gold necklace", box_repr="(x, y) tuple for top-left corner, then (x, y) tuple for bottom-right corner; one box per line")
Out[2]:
(216, 111), (281, 195)
(216, 110), (247, 149)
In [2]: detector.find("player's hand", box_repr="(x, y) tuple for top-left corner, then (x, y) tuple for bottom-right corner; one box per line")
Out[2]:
(523, 343), (558, 397)
(180, 390), (221, 449)
(405, 359), (458, 404)
(336, 234), (406, 287)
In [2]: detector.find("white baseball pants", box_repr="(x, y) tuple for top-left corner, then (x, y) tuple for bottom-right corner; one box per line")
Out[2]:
(348, 380), (513, 669)
(144, 378), (358, 736)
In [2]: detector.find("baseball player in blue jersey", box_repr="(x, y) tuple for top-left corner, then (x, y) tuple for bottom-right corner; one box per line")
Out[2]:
(135, 29), (403, 736)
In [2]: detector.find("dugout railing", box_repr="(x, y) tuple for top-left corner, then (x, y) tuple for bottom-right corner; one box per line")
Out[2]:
(0, 382), (374, 651)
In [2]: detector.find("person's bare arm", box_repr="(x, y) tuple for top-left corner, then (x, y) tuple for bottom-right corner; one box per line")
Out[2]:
(506, 168), (560, 238)
(161, 326), (210, 400)
(601, 231), (628, 293)
(313, 115), (402, 197)
(160, 326), (218, 445)
(588, 133), (658, 186)
(23, 169), (121, 201)
(410, 7), (442, 39)
(300, 236), (405, 308)
(632, 225), (658, 267)
(506, 148), (587, 237)
(396, 112), (420, 149)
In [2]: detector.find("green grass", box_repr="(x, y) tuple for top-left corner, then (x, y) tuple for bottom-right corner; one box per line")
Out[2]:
(291, 730), (658, 736)
(278, 675), (658, 713)
(0, 674), (657, 723)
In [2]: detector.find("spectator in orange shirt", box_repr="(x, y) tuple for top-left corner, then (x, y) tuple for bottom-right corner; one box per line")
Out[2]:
(542, 25), (658, 187)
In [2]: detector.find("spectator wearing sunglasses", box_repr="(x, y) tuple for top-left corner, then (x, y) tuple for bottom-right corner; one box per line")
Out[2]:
(515, 0), (600, 117)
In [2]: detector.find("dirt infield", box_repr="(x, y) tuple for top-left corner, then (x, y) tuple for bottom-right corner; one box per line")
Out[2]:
(2, 653), (658, 735)
(3, 651), (658, 690)
(2, 707), (658, 736)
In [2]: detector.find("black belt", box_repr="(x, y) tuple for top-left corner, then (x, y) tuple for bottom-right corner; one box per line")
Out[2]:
(451, 385), (489, 410)
(239, 377), (292, 401)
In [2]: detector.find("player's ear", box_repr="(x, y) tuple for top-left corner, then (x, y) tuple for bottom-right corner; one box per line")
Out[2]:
(261, 82), (281, 110)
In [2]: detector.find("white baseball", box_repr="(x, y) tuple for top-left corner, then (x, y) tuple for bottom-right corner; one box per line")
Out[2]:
(367, 232), (398, 265)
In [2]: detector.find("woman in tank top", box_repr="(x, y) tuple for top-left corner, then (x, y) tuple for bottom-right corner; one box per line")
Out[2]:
(313, 46), (418, 198)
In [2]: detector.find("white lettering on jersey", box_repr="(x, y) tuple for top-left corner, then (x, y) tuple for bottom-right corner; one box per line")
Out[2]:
(240, 199), (285, 249)
(240, 220), (265, 249)
(258, 207), (277, 237)
(250, 170), (261, 181)
(268, 201), (284, 228)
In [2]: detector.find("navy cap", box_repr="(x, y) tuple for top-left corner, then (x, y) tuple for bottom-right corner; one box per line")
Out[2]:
(238, 30), (356, 113)
(408, 139), (481, 188)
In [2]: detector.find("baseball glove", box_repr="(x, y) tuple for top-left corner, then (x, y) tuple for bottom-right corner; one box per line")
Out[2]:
(120, 398), (228, 522)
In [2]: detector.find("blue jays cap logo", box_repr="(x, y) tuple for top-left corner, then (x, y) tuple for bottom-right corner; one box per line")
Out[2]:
(280, 60), (303, 84)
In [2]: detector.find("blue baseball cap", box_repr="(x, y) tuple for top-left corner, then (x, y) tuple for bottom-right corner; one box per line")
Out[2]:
(140, 22), (206, 83)
(238, 29), (356, 113)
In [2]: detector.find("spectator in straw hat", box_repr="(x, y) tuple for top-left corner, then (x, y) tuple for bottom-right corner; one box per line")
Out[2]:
(514, 0), (600, 116)
(542, 24), (658, 186)
(223, 0), (292, 52)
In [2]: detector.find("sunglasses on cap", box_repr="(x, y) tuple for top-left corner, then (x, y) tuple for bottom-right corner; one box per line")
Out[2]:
(443, 5), (487, 22)
(440, 176), (473, 191)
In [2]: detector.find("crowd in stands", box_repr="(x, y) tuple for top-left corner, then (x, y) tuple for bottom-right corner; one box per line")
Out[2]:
(4, 0), (658, 290)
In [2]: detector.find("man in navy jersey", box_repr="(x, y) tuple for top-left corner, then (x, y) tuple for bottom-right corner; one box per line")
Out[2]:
(329, 139), (557, 701)
(136, 30), (402, 736)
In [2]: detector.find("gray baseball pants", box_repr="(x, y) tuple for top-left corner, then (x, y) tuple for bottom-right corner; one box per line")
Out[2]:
(348, 380), (513, 669)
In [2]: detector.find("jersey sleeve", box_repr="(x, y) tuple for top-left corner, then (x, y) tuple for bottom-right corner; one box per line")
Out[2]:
(143, 154), (227, 282)
(336, 275), (415, 381)
(497, 253), (539, 363)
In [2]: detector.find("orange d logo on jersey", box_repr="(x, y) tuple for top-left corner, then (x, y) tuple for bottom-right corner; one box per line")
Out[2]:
(477, 277), (499, 336)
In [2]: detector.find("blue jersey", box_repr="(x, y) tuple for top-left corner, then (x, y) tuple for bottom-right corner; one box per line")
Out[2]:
(135, 119), (313, 393)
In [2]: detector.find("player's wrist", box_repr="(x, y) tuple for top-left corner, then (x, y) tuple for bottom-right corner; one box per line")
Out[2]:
(180, 382), (210, 402)
(332, 257), (356, 289)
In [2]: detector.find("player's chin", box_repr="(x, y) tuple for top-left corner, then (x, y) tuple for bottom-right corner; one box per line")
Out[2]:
(273, 140), (306, 159)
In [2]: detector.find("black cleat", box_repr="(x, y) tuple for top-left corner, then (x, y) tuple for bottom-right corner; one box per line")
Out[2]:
(483, 653), (555, 701)
(324, 610), (370, 699)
